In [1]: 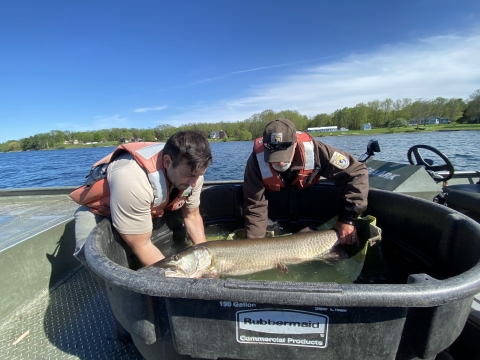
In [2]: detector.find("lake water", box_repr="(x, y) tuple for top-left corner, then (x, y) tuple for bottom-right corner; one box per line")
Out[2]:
(0, 130), (478, 189)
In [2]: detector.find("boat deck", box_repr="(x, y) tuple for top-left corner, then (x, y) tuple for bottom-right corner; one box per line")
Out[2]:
(0, 267), (143, 359)
(0, 189), (77, 252)
(0, 188), (143, 359)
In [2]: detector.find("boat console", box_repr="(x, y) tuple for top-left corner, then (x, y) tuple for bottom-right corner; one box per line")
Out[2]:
(366, 159), (442, 200)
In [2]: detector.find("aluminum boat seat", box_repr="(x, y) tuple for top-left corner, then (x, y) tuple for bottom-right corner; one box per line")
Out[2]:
(443, 183), (480, 222)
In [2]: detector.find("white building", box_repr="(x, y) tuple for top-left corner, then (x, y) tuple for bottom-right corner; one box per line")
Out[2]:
(307, 126), (338, 133)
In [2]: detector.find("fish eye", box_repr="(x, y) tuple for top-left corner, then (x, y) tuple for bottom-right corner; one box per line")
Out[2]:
(172, 255), (179, 261)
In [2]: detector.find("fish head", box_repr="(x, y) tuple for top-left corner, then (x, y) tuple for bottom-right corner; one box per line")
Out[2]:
(159, 246), (213, 278)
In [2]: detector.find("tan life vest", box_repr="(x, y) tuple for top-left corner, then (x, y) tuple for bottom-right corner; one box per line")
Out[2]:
(253, 132), (320, 192)
(69, 142), (191, 217)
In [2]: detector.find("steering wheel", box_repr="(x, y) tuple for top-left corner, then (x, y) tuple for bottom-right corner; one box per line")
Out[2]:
(407, 145), (454, 182)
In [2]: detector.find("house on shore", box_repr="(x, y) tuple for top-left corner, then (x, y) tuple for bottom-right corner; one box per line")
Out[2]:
(407, 117), (451, 126)
(210, 130), (228, 139)
(63, 140), (79, 145)
(362, 123), (372, 130)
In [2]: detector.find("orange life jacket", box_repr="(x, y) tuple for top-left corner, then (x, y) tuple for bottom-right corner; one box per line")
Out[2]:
(253, 132), (320, 191)
(69, 142), (190, 217)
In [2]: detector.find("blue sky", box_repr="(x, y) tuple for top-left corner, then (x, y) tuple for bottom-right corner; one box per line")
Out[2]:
(1, 1), (480, 143)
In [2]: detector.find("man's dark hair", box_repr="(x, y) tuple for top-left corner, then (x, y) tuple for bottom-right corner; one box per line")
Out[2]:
(163, 131), (213, 171)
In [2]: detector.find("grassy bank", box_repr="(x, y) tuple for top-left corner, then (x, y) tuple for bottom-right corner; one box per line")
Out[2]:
(308, 123), (480, 137)
(57, 141), (118, 149)
(211, 123), (480, 141)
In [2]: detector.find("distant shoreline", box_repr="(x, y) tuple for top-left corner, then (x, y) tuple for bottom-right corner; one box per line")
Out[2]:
(1, 124), (479, 152)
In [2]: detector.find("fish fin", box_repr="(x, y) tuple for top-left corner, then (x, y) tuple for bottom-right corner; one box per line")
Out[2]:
(299, 225), (318, 232)
(316, 246), (349, 261)
(276, 263), (289, 273)
(200, 271), (219, 279)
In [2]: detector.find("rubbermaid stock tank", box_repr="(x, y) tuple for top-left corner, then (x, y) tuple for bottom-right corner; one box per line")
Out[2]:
(85, 183), (480, 360)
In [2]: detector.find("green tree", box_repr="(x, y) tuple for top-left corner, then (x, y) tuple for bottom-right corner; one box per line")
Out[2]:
(331, 108), (351, 129)
(238, 130), (252, 141)
(245, 112), (267, 139)
(92, 132), (103, 142)
(275, 110), (309, 131)
(109, 128), (124, 141)
(411, 99), (430, 124)
(259, 109), (276, 123)
(390, 118), (408, 128)
(309, 113), (331, 127)
(400, 98), (413, 119)
(38, 133), (51, 149)
(465, 89), (480, 123)
(63, 130), (74, 142)
(444, 98), (466, 122)
(381, 98), (394, 126)
(431, 97), (448, 117)
(367, 100), (382, 128)
(120, 129), (134, 141)
(139, 129), (157, 141)
(0, 140), (21, 152)
(49, 130), (66, 145)
(350, 103), (369, 130)
(155, 124), (177, 141)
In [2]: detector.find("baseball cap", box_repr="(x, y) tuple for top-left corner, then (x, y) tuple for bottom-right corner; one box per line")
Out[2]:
(262, 119), (296, 163)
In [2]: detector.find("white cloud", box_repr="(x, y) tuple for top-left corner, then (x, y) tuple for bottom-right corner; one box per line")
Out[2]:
(134, 105), (167, 113)
(93, 114), (128, 126)
(229, 57), (334, 75)
(185, 57), (334, 87)
(158, 30), (480, 126)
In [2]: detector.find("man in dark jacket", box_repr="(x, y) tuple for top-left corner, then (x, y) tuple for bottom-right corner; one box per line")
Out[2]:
(243, 119), (368, 244)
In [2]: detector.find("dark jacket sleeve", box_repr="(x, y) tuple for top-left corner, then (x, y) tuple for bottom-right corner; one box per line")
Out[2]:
(243, 152), (269, 239)
(313, 140), (369, 224)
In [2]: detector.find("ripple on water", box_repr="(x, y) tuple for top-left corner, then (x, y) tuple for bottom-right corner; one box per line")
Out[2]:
(0, 131), (478, 188)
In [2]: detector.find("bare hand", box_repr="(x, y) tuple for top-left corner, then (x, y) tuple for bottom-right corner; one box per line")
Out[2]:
(334, 222), (359, 246)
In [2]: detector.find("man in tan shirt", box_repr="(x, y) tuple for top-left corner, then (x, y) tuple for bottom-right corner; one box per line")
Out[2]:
(73, 131), (212, 267)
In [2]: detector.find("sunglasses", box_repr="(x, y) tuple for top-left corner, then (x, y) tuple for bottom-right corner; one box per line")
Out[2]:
(264, 141), (293, 151)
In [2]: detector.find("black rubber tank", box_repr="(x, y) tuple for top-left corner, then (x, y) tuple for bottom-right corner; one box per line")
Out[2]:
(85, 182), (480, 360)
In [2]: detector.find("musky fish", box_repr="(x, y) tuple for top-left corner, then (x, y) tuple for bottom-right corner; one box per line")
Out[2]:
(148, 229), (344, 278)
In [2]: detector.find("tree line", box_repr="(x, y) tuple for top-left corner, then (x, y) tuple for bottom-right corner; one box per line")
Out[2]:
(1, 89), (479, 153)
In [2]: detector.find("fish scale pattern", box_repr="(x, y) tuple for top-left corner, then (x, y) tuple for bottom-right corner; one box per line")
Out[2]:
(0, 268), (144, 359)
